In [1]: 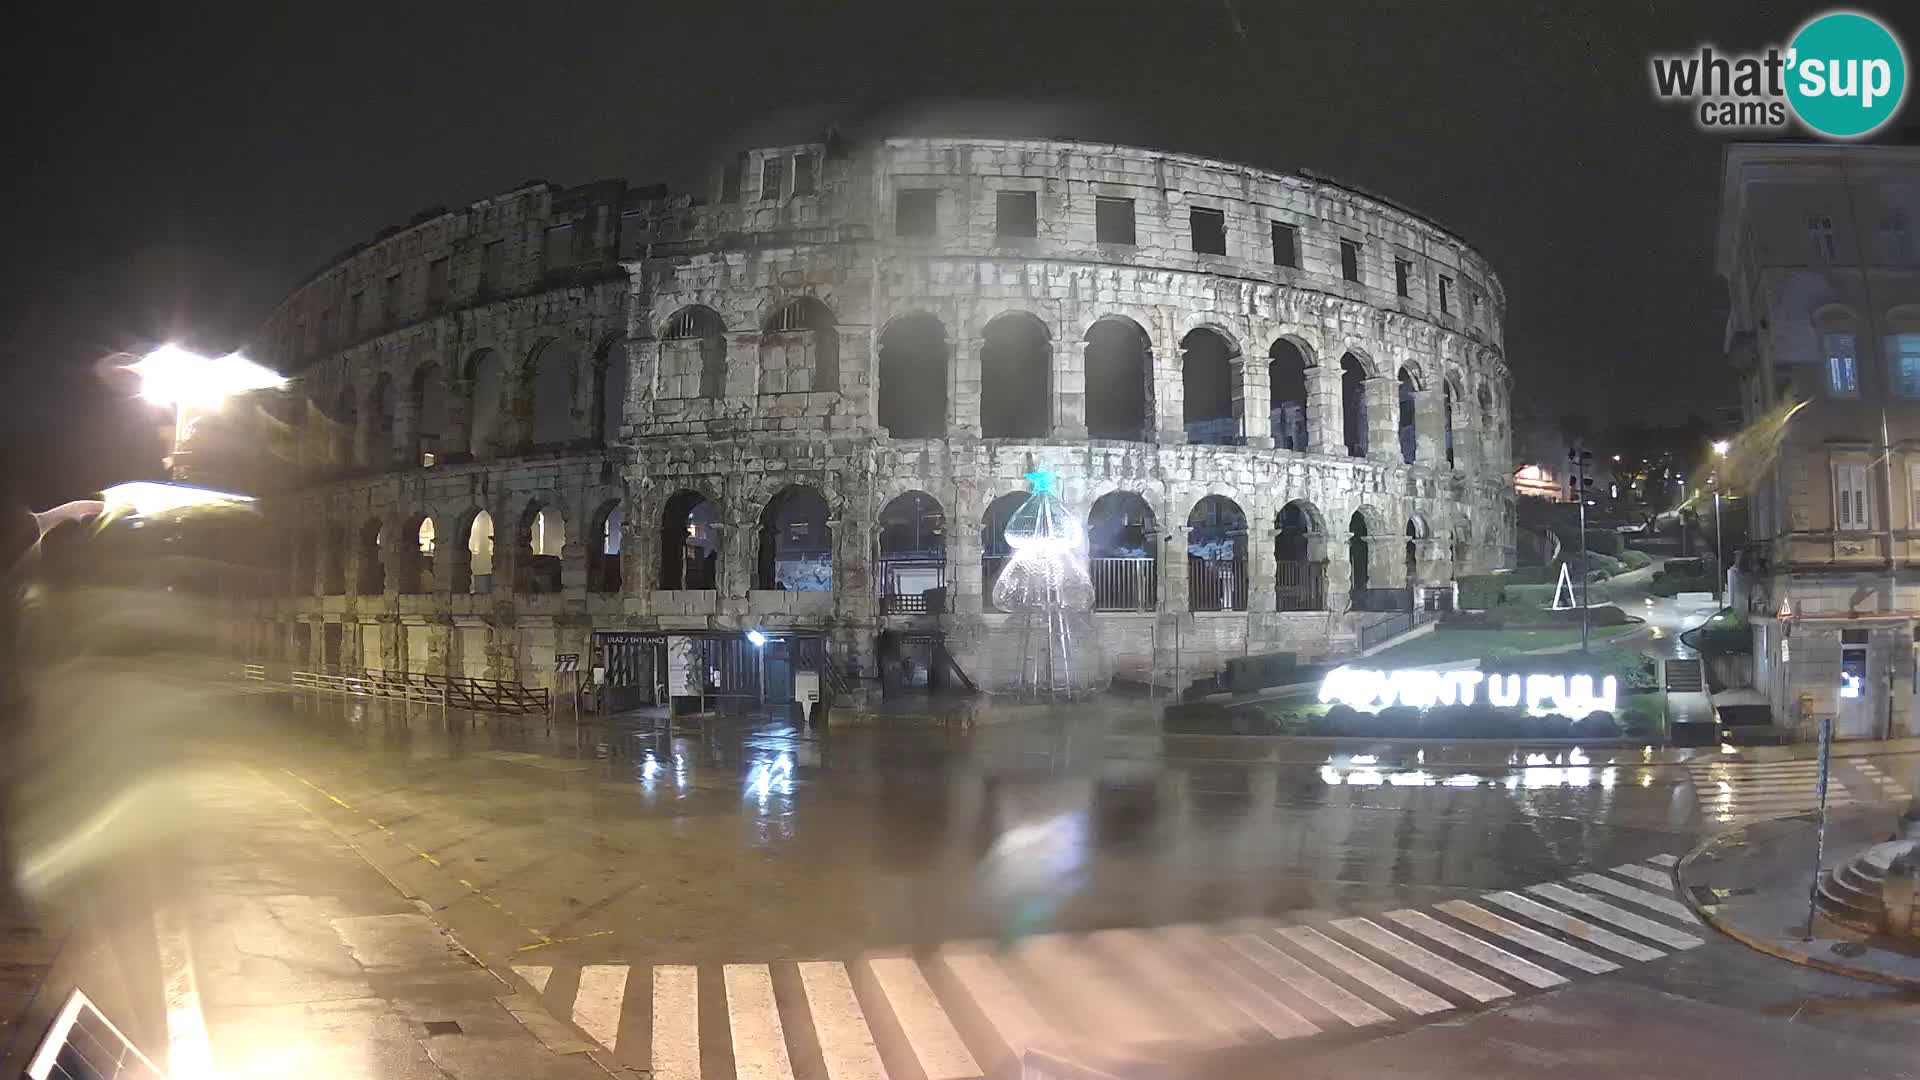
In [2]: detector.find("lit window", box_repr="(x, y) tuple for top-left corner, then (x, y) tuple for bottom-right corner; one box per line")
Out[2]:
(1891, 332), (1920, 397)
(1824, 332), (1858, 396)
(1835, 461), (1870, 531)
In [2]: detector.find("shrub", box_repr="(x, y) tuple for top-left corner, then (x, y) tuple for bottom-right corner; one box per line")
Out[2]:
(1503, 584), (1562, 608)
(1620, 549), (1652, 570)
(1620, 708), (1661, 737)
(1457, 574), (1506, 610)
(1584, 530), (1624, 557)
(1503, 565), (1560, 585)
(1484, 602), (1634, 628)
(1570, 711), (1623, 739)
(1651, 571), (1716, 597)
(1483, 647), (1658, 690)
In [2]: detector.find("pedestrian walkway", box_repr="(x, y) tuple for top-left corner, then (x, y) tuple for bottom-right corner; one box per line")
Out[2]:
(1686, 755), (1912, 828)
(511, 856), (1702, 1078)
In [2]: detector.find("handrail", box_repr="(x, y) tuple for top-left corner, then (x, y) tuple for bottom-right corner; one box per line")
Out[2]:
(287, 667), (551, 715)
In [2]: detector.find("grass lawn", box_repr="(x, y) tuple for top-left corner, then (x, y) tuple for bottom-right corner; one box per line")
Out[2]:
(1367, 623), (1639, 666)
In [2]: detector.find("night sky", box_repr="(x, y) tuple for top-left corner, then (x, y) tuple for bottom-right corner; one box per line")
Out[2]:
(4, 0), (1909, 507)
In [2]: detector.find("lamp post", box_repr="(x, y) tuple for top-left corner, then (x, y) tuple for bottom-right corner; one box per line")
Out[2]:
(125, 344), (287, 480)
(1567, 447), (1593, 653)
(1711, 439), (1730, 603)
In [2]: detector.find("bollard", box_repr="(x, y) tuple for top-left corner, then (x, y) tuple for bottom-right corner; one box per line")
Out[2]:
(1888, 854), (1917, 938)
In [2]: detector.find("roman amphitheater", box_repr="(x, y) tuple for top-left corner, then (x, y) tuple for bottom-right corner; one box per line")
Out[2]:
(222, 135), (1515, 710)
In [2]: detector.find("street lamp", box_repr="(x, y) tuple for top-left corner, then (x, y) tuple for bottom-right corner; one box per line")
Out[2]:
(124, 344), (286, 479)
(1567, 447), (1594, 653)
(1710, 440), (1728, 602)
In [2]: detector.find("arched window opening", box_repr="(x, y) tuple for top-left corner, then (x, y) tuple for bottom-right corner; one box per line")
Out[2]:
(321, 525), (347, 595)
(467, 510), (495, 595)
(876, 491), (946, 614)
(762, 298), (839, 394)
(1406, 519), (1422, 589)
(979, 313), (1050, 438)
(330, 387), (358, 470)
(415, 364), (449, 466)
(598, 344), (628, 447)
(399, 516), (434, 594)
(1347, 511), (1370, 598)
(1182, 329), (1239, 445)
(1088, 492), (1157, 611)
(663, 306), (728, 399)
(1443, 378), (1459, 468)
(1341, 353), (1368, 457)
(1398, 368), (1418, 464)
(1187, 496), (1247, 611)
(876, 313), (949, 438)
(354, 521), (385, 595)
(1085, 318), (1151, 441)
(1275, 502), (1326, 611)
(757, 486), (833, 591)
(980, 492), (1029, 611)
(660, 491), (720, 590)
(468, 350), (506, 459)
(520, 506), (566, 593)
(367, 374), (396, 467)
(1269, 340), (1310, 451)
(529, 340), (577, 447)
(590, 502), (623, 593)
(1478, 383), (1494, 432)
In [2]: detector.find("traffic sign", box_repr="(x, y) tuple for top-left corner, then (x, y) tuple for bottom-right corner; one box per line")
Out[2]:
(556, 653), (580, 672)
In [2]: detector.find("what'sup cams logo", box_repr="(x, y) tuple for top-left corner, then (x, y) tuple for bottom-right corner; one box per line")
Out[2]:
(1651, 10), (1907, 138)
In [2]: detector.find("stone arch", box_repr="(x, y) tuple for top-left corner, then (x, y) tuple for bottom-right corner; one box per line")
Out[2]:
(876, 312), (949, 439)
(661, 304), (729, 399)
(457, 508), (495, 595)
(1404, 516), (1428, 589)
(320, 521), (347, 595)
(527, 337), (579, 448)
(1275, 500), (1328, 611)
(1088, 490), (1158, 611)
(1181, 327), (1241, 445)
(1187, 494), (1248, 611)
(588, 498), (624, 593)
(980, 491), (1029, 609)
(1397, 366), (1419, 464)
(876, 490), (947, 613)
(1084, 316), (1153, 441)
(1443, 373), (1465, 469)
(1268, 338), (1311, 452)
(757, 485), (833, 591)
(660, 489), (721, 590)
(517, 500), (567, 594)
(412, 360), (449, 466)
(398, 510), (435, 594)
(1340, 352), (1369, 457)
(762, 297), (839, 394)
(354, 517), (385, 596)
(596, 338), (628, 447)
(466, 348), (507, 459)
(365, 373), (396, 468)
(979, 311), (1050, 438)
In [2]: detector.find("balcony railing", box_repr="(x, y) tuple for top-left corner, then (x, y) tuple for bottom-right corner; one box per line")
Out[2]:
(1187, 557), (1246, 612)
(1276, 560), (1327, 611)
(876, 558), (948, 614)
(1092, 556), (1158, 611)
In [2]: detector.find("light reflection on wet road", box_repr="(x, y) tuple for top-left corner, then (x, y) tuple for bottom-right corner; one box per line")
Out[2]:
(236, 691), (1705, 966)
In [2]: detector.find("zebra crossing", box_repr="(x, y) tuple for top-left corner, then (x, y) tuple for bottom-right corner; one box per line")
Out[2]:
(510, 854), (1700, 1077)
(1687, 755), (1913, 827)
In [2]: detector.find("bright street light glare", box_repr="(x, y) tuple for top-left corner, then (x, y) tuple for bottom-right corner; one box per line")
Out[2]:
(101, 481), (255, 519)
(746, 629), (768, 647)
(1711, 439), (1731, 456)
(129, 344), (286, 409)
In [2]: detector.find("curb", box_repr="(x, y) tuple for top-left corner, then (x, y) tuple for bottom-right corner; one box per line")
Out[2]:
(1675, 808), (1920, 991)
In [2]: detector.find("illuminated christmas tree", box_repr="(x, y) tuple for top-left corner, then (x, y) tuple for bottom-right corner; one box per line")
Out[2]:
(985, 471), (1108, 698)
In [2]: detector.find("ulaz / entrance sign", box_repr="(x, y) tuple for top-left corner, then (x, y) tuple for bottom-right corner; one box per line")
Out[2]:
(1319, 666), (1620, 715)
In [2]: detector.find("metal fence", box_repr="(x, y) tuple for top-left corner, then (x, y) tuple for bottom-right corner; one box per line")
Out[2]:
(1275, 561), (1326, 611)
(1187, 557), (1246, 612)
(1092, 556), (1158, 611)
(875, 558), (948, 614)
(1357, 608), (1440, 652)
(290, 668), (550, 715)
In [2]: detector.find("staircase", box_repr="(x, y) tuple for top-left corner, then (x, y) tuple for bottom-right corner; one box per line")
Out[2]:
(1815, 842), (1899, 933)
(1665, 658), (1705, 693)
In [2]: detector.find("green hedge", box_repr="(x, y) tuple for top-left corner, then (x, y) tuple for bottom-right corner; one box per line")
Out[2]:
(1487, 602), (1634, 628)
(1503, 565), (1559, 585)
(1458, 574), (1506, 610)
(1621, 549), (1652, 570)
(1585, 530), (1624, 557)
(1651, 571), (1717, 597)
(1480, 647), (1659, 690)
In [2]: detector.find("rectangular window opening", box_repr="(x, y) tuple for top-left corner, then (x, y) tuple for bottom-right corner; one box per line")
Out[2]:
(1894, 332), (1920, 398)
(1096, 196), (1135, 245)
(1190, 206), (1226, 256)
(896, 189), (937, 237)
(1824, 332), (1859, 397)
(543, 223), (576, 271)
(1438, 275), (1453, 314)
(1835, 461), (1871, 531)
(761, 157), (784, 201)
(480, 240), (506, 293)
(1394, 258), (1412, 298)
(1340, 239), (1361, 282)
(1271, 221), (1298, 267)
(427, 257), (450, 307)
(792, 154), (817, 196)
(721, 156), (744, 203)
(1809, 215), (1838, 262)
(996, 190), (1038, 238)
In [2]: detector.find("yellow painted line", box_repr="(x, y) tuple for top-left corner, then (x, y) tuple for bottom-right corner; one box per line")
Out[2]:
(514, 930), (616, 953)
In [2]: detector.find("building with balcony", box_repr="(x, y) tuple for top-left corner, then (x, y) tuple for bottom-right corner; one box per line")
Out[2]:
(1720, 140), (1920, 739)
(222, 136), (1516, 704)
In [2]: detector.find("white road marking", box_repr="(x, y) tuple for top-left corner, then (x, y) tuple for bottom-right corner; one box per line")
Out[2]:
(1222, 932), (1390, 1027)
(1570, 873), (1702, 924)
(1479, 891), (1664, 962)
(864, 956), (981, 1080)
(1437, 899), (1619, 974)
(1014, 933), (1180, 1049)
(1277, 926), (1453, 1016)
(1527, 884), (1704, 950)
(1162, 926), (1320, 1040)
(1609, 863), (1675, 889)
(653, 965), (701, 1080)
(512, 964), (552, 994)
(1329, 918), (1510, 1003)
(574, 964), (628, 1052)
(1383, 909), (1567, 989)
(1088, 927), (1252, 1045)
(724, 964), (795, 1080)
(798, 961), (886, 1080)
(938, 945), (1063, 1060)
(1646, 853), (1679, 867)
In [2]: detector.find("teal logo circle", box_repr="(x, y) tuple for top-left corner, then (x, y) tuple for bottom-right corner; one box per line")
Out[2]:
(1787, 12), (1907, 138)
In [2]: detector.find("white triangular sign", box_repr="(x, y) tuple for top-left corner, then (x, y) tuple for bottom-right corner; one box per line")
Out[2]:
(1551, 562), (1576, 610)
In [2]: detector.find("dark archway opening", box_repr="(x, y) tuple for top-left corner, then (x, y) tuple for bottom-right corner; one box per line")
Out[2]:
(659, 491), (719, 590)
(876, 313), (949, 438)
(1085, 318), (1152, 440)
(981, 492), (1028, 612)
(1182, 329), (1238, 445)
(1347, 511), (1370, 596)
(1275, 502), (1326, 611)
(1398, 368), (1418, 464)
(1088, 492), (1157, 611)
(1341, 353), (1368, 457)
(757, 486), (832, 591)
(1187, 495), (1247, 611)
(1269, 340), (1310, 451)
(876, 491), (947, 613)
(980, 314), (1050, 438)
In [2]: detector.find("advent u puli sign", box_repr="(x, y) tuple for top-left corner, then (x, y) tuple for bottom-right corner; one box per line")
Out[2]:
(1318, 667), (1620, 716)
